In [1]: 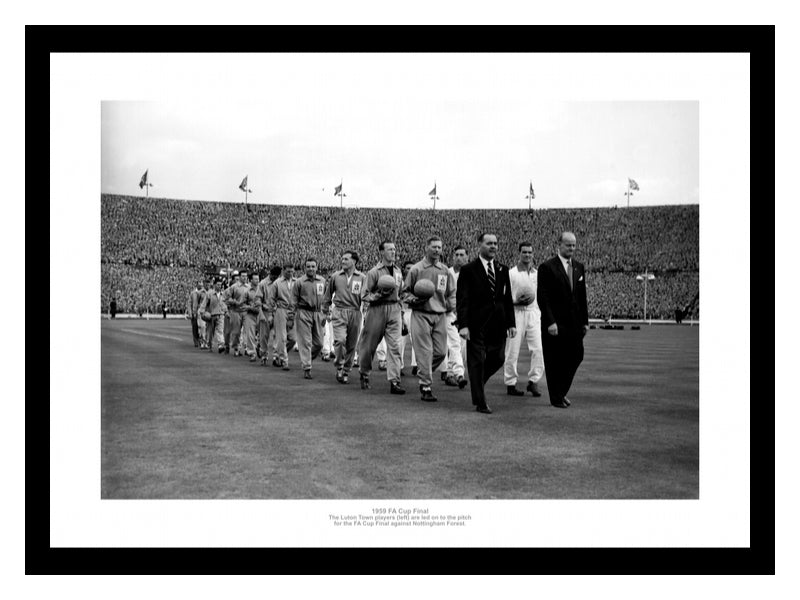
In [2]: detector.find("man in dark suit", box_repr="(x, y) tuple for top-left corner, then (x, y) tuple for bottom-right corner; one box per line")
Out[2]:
(456, 233), (516, 414)
(537, 232), (589, 409)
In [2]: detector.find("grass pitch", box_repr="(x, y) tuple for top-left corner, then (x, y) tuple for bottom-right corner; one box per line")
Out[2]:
(101, 319), (698, 499)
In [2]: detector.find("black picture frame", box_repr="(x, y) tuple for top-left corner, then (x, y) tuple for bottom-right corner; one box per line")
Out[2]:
(37, 24), (772, 575)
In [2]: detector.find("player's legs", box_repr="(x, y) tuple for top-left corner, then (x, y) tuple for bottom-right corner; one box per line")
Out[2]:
(410, 311), (435, 386)
(295, 309), (314, 371)
(358, 306), (387, 376)
(383, 305), (403, 384)
(273, 308), (290, 364)
(526, 311), (545, 384)
(343, 308), (362, 373)
(503, 308), (525, 385)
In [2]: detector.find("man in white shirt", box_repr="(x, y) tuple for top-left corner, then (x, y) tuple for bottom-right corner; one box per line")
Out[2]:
(439, 245), (468, 388)
(503, 242), (544, 397)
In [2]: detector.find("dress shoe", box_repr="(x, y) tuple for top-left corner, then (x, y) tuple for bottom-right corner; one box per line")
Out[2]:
(563, 397), (571, 406)
(441, 371), (449, 381)
(420, 386), (438, 402)
(273, 358), (281, 367)
(390, 382), (406, 395)
(342, 373), (349, 384)
(260, 357), (267, 366)
(526, 381), (542, 397)
(360, 373), (371, 389)
(457, 375), (468, 389)
(303, 370), (313, 379)
(411, 366), (418, 376)
(507, 385), (524, 396)
(551, 400), (569, 409)
(336, 369), (345, 383)
(476, 405), (493, 414)
(218, 346), (225, 354)
(282, 361), (290, 371)
(249, 355), (257, 362)
(444, 375), (459, 387)
(321, 354), (331, 362)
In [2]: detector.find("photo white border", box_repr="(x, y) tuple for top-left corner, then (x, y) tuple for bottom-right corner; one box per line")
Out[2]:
(50, 51), (749, 549)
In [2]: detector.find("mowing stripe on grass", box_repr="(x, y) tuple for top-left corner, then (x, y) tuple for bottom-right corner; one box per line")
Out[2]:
(117, 328), (184, 342)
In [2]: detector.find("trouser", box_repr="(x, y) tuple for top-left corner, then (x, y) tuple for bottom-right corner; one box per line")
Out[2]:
(353, 311), (367, 363)
(223, 313), (231, 347)
(398, 309), (416, 369)
(441, 312), (465, 377)
(206, 315), (225, 350)
(542, 332), (584, 405)
(190, 316), (200, 347)
(410, 311), (449, 387)
(273, 308), (294, 364)
(228, 311), (245, 351)
(243, 312), (259, 355)
(503, 308), (544, 386)
(323, 319), (333, 355)
(376, 338), (387, 362)
(331, 307), (362, 373)
(358, 304), (402, 383)
(466, 335), (507, 408)
(197, 314), (207, 344)
(258, 317), (272, 359)
(295, 308), (325, 370)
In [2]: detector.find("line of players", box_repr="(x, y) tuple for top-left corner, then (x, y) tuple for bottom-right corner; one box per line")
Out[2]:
(185, 237), (544, 404)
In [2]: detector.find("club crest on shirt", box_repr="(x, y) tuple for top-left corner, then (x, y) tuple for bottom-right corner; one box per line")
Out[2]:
(395, 272), (403, 286)
(436, 274), (447, 292)
(316, 282), (325, 295)
(351, 280), (362, 294)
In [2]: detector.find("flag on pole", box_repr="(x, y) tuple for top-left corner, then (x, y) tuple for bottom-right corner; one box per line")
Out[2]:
(239, 176), (248, 192)
(334, 183), (342, 196)
(529, 181), (535, 198)
(628, 178), (640, 191)
(139, 170), (148, 189)
(429, 183), (437, 196)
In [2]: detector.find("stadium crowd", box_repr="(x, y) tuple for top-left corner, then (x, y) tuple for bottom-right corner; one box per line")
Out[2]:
(100, 194), (699, 320)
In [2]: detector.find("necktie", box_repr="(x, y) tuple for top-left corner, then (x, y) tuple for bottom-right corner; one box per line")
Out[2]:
(487, 261), (495, 296)
(567, 259), (573, 291)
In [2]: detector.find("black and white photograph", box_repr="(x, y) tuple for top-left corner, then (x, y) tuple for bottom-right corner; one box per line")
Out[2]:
(99, 96), (699, 501)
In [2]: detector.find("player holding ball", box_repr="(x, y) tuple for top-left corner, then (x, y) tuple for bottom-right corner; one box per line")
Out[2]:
(357, 241), (406, 395)
(402, 236), (457, 402)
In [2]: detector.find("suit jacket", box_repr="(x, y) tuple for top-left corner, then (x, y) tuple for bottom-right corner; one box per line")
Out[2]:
(536, 255), (588, 337)
(456, 257), (515, 343)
